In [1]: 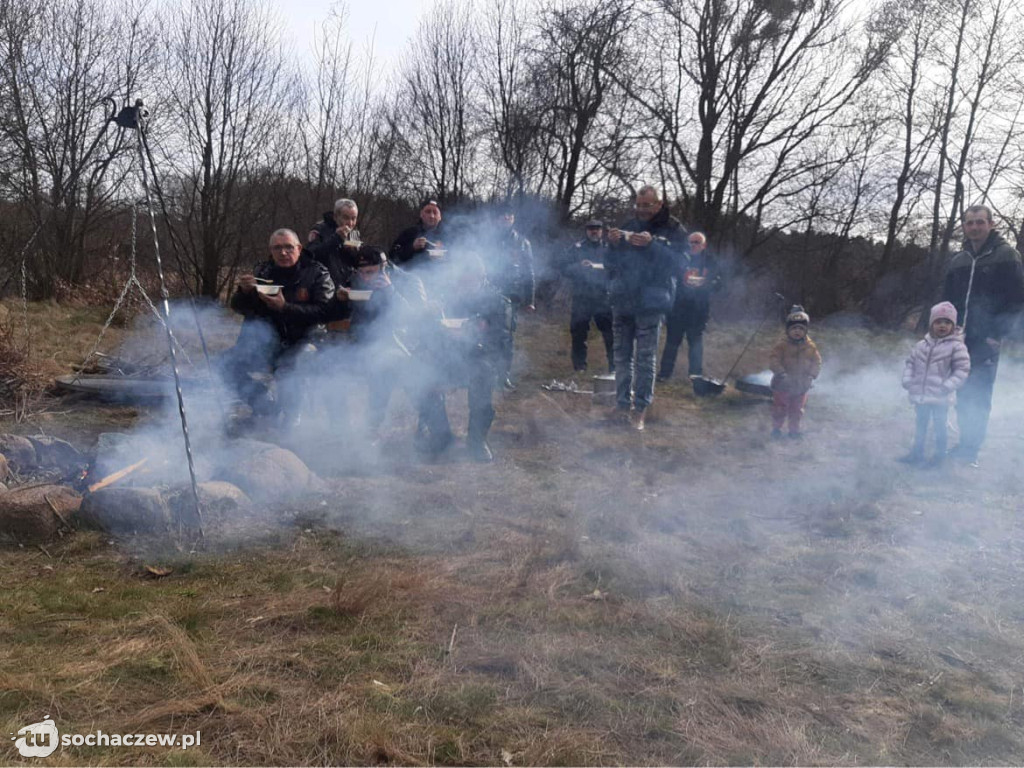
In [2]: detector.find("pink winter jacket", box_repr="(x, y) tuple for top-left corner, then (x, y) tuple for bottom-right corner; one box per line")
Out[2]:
(902, 330), (971, 405)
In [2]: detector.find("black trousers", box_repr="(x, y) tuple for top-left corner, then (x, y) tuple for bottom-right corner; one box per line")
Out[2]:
(956, 340), (1000, 459)
(570, 298), (613, 372)
(660, 307), (705, 378)
(417, 368), (495, 449)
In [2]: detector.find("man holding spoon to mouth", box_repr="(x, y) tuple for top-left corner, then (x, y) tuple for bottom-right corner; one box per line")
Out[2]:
(390, 198), (445, 271)
(307, 198), (363, 288)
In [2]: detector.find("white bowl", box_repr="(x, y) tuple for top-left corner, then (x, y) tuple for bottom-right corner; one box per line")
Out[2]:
(589, 263), (605, 270)
(427, 249), (447, 259)
(440, 318), (467, 329)
(347, 289), (372, 301)
(256, 285), (282, 295)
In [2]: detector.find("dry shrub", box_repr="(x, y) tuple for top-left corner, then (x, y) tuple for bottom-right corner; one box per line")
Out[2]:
(0, 314), (49, 411)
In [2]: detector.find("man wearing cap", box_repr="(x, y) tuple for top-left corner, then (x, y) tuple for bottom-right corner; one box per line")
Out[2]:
(561, 219), (613, 374)
(223, 228), (335, 428)
(488, 206), (535, 389)
(659, 231), (720, 381)
(606, 185), (686, 430)
(942, 204), (1024, 466)
(390, 199), (445, 272)
(306, 198), (362, 289)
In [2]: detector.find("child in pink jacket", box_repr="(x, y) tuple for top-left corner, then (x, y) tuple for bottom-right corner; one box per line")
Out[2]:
(899, 301), (970, 466)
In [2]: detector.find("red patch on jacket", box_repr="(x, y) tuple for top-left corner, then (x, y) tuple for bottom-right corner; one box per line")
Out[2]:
(295, 288), (309, 302)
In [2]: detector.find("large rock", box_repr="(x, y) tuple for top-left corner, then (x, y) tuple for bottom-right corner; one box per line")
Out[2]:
(166, 481), (252, 527)
(0, 435), (36, 472)
(78, 487), (172, 534)
(27, 436), (85, 472)
(216, 440), (318, 502)
(0, 484), (81, 542)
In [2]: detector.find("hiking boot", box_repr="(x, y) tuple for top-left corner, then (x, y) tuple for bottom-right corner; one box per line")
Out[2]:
(631, 410), (646, 431)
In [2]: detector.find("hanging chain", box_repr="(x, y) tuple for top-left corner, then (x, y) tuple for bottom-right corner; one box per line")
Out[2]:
(75, 156), (192, 379)
(16, 224), (41, 352)
(134, 111), (204, 541)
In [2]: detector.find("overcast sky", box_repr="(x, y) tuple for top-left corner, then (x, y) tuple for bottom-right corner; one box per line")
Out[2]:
(274, 0), (422, 72)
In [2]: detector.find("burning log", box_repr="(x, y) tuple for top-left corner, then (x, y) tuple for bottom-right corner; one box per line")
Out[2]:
(87, 458), (149, 493)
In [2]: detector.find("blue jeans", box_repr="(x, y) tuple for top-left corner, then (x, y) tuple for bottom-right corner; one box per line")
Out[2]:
(613, 312), (661, 411)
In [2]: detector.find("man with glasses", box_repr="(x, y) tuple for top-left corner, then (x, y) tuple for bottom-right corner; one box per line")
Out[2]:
(223, 228), (335, 428)
(942, 205), (1024, 466)
(606, 186), (687, 430)
(659, 231), (720, 381)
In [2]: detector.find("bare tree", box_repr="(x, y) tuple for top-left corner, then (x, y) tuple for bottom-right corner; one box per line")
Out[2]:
(623, 0), (894, 241)
(396, 0), (480, 204)
(159, 0), (290, 297)
(0, 0), (149, 295)
(531, 0), (636, 222)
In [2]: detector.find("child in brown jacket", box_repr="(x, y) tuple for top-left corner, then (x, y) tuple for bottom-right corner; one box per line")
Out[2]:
(769, 306), (822, 438)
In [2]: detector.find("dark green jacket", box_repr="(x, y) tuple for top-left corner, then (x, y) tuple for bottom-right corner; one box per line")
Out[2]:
(943, 231), (1024, 344)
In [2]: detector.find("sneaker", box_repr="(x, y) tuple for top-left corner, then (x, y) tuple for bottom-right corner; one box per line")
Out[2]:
(925, 455), (946, 468)
(467, 440), (494, 463)
(770, 428), (783, 439)
(609, 406), (631, 423)
(631, 410), (646, 431)
(967, 458), (980, 469)
(787, 431), (803, 440)
(574, 368), (587, 375)
(502, 377), (516, 391)
(656, 372), (672, 382)
(417, 429), (454, 457)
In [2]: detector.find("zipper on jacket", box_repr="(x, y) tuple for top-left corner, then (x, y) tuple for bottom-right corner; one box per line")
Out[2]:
(918, 339), (936, 399)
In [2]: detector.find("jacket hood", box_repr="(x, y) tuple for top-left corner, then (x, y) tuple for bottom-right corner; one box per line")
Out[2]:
(963, 229), (1009, 255)
(648, 203), (671, 229)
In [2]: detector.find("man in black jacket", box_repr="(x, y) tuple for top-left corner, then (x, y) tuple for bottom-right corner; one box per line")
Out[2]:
(562, 219), (613, 373)
(222, 229), (335, 426)
(417, 256), (513, 462)
(942, 205), (1024, 465)
(306, 198), (362, 289)
(659, 231), (720, 380)
(390, 199), (445, 272)
(606, 186), (685, 430)
(335, 245), (433, 434)
(488, 206), (535, 389)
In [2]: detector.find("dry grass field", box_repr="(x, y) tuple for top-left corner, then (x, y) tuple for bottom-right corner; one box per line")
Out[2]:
(2, 300), (1024, 766)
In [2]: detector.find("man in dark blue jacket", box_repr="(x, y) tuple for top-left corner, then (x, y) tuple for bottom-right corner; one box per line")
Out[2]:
(942, 205), (1024, 465)
(562, 220), (613, 373)
(606, 186), (685, 430)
